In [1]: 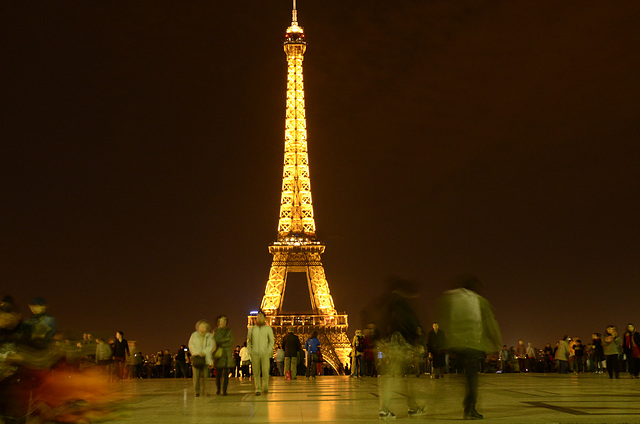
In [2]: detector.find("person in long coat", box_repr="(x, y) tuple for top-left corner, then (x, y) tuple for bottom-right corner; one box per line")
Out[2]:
(188, 320), (215, 397)
(213, 315), (234, 395)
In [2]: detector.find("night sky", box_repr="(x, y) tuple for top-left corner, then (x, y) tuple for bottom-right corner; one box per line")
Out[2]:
(3, 1), (640, 354)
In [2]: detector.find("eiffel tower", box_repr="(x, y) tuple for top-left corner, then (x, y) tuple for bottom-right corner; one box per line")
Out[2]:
(248, 1), (351, 374)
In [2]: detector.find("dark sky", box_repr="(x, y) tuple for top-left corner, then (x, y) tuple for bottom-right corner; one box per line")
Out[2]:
(3, 1), (640, 353)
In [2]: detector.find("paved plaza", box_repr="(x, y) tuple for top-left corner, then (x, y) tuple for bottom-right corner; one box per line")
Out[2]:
(92, 373), (640, 424)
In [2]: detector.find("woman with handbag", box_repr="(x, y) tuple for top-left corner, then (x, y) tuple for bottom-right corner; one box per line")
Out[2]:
(188, 320), (215, 397)
(213, 315), (234, 395)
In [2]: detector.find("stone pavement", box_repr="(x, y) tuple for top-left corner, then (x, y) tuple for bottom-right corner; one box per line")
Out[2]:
(98, 373), (640, 423)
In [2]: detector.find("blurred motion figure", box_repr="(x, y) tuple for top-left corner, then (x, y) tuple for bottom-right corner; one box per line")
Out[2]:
(362, 277), (426, 419)
(437, 274), (502, 420)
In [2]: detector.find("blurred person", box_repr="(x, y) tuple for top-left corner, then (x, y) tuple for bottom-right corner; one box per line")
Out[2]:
(415, 326), (427, 377)
(112, 331), (129, 380)
(25, 297), (57, 349)
(515, 340), (526, 373)
(233, 345), (241, 377)
(427, 322), (447, 378)
(154, 350), (163, 378)
(161, 348), (172, 378)
(95, 337), (112, 374)
(304, 331), (320, 379)
(316, 346), (323, 376)
(247, 311), (274, 395)
(274, 344), (285, 376)
(282, 327), (301, 380)
(592, 333), (604, 374)
(573, 338), (585, 374)
(437, 274), (502, 420)
(621, 324), (640, 378)
(362, 277), (426, 420)
(526, 342), (536, 373)
(555, 336), (570, 374)
(189, 320), (215, 396)
(125, 342), (138, 379)
(239, 341), (251, 378)
(603, 325), (622, 379)
(498, 345), (510, 373)
(213, 315), (234, 395)
(81, 333), (96, 367)
(175, 345), (188, 378)
(134, 351), (144, 378)
(350, 329), (364, 378)
(363, 326), (377, 376)
(543, 343), (554, 373)
(0, 295), (30, 424)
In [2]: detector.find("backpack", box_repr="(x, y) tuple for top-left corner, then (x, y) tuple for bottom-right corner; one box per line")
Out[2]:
(356, 336), (365, 352)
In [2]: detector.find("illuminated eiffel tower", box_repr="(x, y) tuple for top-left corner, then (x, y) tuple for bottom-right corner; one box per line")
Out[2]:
(248, 0), (351, 374)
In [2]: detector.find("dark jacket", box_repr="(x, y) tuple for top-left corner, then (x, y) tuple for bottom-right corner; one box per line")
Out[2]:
(427, 329), (446, 354)
(282, 332), (302, 357)
(213, 327), (235, 369)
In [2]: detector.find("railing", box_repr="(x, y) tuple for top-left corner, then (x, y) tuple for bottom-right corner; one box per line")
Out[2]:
(247, 314), (348, 328)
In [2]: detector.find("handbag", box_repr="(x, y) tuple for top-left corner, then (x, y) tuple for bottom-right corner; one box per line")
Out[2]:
(192, 355), (206, 369)
(214, 348), (223, 360)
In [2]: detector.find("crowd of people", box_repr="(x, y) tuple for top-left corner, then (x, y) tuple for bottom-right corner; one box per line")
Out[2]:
(495, 325), (640, 379)
(3, 283), (640, 423)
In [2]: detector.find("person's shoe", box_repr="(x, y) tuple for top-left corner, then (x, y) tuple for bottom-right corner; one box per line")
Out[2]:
(195, 393), (200, 397)
(223, 391), (227, 396)
(408, 407), (426, 417)
(216, 389), (221, 395)
(379, 410), (396, 420)
(255, 391), (261, 396)
(464, 410), (484, 420)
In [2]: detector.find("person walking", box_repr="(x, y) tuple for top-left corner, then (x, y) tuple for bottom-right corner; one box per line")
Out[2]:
(247, 311), (274, 395)
(437, 274), (502, 420)
(603, 325), (622, 379)
(304, 331), (320, 379)
(282, 328), (301, 380)
(362, 277), (427, 420)
(188, 319), (215, 397)
(213, 315), (234, 395)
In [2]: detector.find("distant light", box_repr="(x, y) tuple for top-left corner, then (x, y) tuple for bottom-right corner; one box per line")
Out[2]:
(249, 310), (259, 315)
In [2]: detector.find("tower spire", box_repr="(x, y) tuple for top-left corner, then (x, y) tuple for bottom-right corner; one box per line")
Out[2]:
(292, 0), (298, 25)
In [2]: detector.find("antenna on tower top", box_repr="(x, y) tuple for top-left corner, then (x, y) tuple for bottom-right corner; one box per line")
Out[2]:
(292, 0), (298, 25)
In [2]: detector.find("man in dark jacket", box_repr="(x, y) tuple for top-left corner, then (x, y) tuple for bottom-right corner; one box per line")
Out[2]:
(282, 328), (301, 379)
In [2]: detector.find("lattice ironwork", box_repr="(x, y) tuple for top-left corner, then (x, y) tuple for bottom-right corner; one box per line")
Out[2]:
(253, 2), (351, 374)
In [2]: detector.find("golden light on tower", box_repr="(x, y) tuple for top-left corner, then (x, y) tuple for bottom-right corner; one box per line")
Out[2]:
(252, 0), (351, 373)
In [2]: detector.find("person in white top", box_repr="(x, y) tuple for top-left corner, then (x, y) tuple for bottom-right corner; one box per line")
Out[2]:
(239, 342), (251, 377)
(188, 319), (215, 397)
(247, 311), (274, 395)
